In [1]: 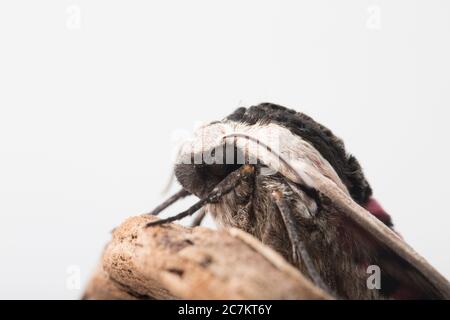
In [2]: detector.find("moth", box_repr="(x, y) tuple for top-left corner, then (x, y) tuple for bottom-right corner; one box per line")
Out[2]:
(147, 103), (450, 299)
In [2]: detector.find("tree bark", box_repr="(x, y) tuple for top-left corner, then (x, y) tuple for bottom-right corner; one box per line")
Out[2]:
(83, 215), (330, 300)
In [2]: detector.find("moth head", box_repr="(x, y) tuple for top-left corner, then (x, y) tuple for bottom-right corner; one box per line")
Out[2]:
(172, 105), (368, 203)
(174, 122), (245, 198)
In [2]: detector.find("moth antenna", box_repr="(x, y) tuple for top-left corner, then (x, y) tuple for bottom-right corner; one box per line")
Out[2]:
(146, 196), (209, 226)
(148, 188), (190, 216)
(272, 191), (335, 297)
(222, 133), (297, 180)
(146, 165), (255, 227)
(191, 208), (207, 227)
(223, 133), (320, 198)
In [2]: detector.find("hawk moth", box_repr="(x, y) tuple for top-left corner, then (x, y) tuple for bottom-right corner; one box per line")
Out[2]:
(147, 103), (450, 299)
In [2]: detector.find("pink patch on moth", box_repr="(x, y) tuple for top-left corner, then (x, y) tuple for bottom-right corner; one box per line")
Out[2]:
(364, 198), (391, 225)
(364, 198), (403, 238)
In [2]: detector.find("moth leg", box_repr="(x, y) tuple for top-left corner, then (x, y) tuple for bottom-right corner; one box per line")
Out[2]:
(272, 190), (332, 295)
(146, 165), (254, 227)
(148, 188), (190, 216)
(190, 208), (207, 227)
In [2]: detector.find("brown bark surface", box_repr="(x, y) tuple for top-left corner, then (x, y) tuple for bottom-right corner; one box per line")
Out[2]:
(83, 215), (330, 300)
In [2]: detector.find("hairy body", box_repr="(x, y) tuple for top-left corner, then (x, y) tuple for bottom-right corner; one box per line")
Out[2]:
(207, 167), (380, 299)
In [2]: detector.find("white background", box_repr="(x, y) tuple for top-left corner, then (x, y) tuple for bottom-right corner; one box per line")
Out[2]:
(0, 1), (449, 299)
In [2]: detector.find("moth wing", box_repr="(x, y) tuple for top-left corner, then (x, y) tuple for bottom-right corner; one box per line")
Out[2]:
(298, 164), (450, 299)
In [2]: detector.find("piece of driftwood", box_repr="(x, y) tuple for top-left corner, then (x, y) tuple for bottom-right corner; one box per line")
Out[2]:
(83, 215), (330, 300)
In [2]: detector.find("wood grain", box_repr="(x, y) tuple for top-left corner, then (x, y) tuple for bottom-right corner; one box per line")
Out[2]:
(83, 215), (330, 300)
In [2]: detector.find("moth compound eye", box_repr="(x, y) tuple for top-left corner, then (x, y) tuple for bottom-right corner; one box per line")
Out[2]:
(174, 162), (243, 198)
(206, 163), (242, 179)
